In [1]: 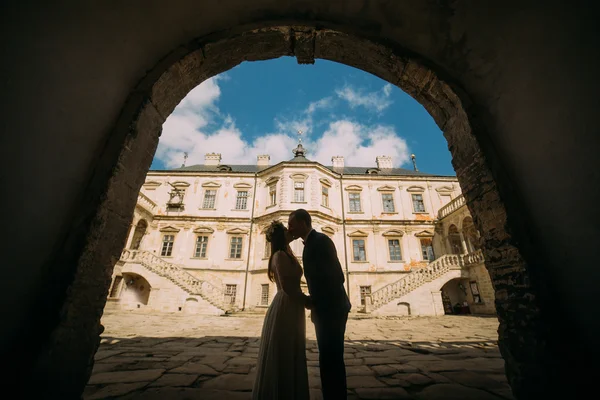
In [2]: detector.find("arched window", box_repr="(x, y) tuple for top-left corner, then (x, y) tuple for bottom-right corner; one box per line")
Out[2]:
(448, 224), (463, 255)
(130, 219), (148, 250)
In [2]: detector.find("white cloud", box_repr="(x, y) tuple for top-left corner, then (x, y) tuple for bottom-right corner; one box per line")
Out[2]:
(309, 120), (410, 167)
(336, 83), (394, 113)
(156, 78), (409, 169)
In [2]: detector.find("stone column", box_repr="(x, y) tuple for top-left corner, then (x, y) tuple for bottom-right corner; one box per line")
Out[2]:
(459, 231), (469, 254)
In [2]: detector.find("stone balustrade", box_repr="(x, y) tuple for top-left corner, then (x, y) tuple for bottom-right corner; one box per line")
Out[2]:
(137, 192), (157, 213)
(438, 194), (466, 219)
(463, 249), (485, 266)
(120, 249), (232, 312)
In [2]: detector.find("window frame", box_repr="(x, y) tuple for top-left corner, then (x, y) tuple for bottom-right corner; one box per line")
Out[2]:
(352, 238), (367, 262)
(228, 236), (244, 259)
(268, 184), (277, 206)
(193, 235), (209, 258)
(381, 192), (395, 213)
(387, 238), (403, 261)
(359, 285), (372, 306)
(224, 284), (237, 305)
(235, 190), (248, 210)
(293, 180), (305, 203)
(411, 193), (426, 213)
(321, 185), (329, 207)
(260, 284), (270, 306)
(348, 192), (362, 213)
(202, 189), (217, 209)
(160, 234), (175, 257)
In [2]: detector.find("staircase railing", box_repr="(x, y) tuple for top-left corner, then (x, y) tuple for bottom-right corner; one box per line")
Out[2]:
(370, 254), (465, 311)
(120, 249), (233, 312)
(438, 194), (466, 219)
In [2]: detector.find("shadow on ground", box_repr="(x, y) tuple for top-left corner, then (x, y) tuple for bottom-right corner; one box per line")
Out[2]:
(85, 335), (513, 399)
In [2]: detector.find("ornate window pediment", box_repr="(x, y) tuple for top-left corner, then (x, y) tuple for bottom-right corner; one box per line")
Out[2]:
(290, 173), (308, 181)
(159, 225), (180, 233)
(345, 185), (363, 192)
(377, 185), (396, 192)
(193, 226), (214, 234)
(265, 176), (280, 185)
(435, 186), (454, 193)
(202, 181), (222, 188)
(382, 229), (404, 237)
(143, 181), (162, 190)
(171, 181), (190, 188)
(407, 185), (426, 192)
(415, 230), (434, 237)
(226, 227), (249, 235)
(233, 182), (252, 189)
(319, 178), (332, 187)
(322, 226), (336, 235)
(347, 230), (369, 237)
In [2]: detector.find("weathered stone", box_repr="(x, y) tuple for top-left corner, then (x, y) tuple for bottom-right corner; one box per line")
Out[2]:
(149, 373), (197, 387)
(346, 365), (374, 376)
(86, 382), (148, 399)
(170, 363), (219, 376)
(396, 373), (433, 386)
(439, 371), (506, 389)
(88, 369), (165, 384)
(347, 376), (387, 389)
(416, 384), (500, 400)
(355, 387), (412, 399)
(125, 387), (252, 399)
(202, 374), (255, 391)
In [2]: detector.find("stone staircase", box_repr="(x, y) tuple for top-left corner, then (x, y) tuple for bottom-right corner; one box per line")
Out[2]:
(369, 251), (483, 312)
(119, 249), (234, 313)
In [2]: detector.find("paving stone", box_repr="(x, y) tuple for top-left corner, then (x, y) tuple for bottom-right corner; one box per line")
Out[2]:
(371, 365), (398, 376)
(490, 387), (516, 400)
(88, 369), (165, 384)
(170, 362), (219, 375)
(125, 387), (252, 399)
(85, 382), (148, 399)
(345, 358), (364, 366)
(364, 357), (398, 365)
(397, 373), (433, 386)
(389, 364), (419, 373)
(94, 350), (124, 361)
(347, 376), (387, 389)
(355, 387), (412, 399)
(416, 384), (500, 400)
(346, 365), (374, 376)
(149, 373), (197, 387)
(91, 362), (122, 374)
(399, 354), (443, 362)
(406, 360), (466, 372)
(439, 371), (506, 389)
(226, 356), (256, 365)
(223, 364), (252, 374)
(202, 373), (255, 391)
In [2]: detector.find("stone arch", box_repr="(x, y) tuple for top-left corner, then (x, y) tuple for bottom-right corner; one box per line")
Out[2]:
(120, 273), (151, 308)
(447, 224), (463, 255)
(462, 216), (480, 253)
(36, 22), (545, 399)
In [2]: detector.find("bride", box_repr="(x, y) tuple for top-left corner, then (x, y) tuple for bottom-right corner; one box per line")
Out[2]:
(252, 221), (310, 399)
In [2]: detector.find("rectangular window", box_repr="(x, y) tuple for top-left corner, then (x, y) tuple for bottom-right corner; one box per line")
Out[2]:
(470, 281), (481, 303)
(388, 239), (402, 261)
(235, 191), (248, 210)
(420, 238), (435, 261)
(229, 237), (243, 259)
(225, 284), (237, 305)
(360, 285), (371, 306)
(412, 193), (426, 212)
(440, 194), (452, 206)
(349, 192), (362, 212)
(194, 236), (208, 258)
(269, 184), (277, 206)
(109, 276), (123, 298)
(321, 186), (329, 207)
(260, 284), (270, 306)
(203, 189), (216, 209)
(264, 237), (271, 258)
(352, 239), (366, 261)
(294, 181), (305, 202)
(382, 193), (395, 212)
(160, 234), (175, 256)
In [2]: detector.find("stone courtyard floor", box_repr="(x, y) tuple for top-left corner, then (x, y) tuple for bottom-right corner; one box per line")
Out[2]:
(85, 311), (513, 399)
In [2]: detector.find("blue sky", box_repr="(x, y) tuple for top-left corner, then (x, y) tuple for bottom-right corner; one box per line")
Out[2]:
(151, 57), (454, 176)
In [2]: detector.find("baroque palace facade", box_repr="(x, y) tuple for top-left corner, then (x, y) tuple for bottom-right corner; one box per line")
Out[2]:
(107, 141), (496, 317)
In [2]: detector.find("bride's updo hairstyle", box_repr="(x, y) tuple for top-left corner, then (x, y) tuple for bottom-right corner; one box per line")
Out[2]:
(265, 220), (286, 282)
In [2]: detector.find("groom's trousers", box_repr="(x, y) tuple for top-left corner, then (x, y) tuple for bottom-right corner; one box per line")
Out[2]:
(313, 312), (349, 399)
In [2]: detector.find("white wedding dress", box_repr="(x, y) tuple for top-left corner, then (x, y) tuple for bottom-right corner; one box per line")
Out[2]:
(252, 250), (310, 400)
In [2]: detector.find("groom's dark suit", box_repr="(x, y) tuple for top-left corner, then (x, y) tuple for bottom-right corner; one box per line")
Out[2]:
(302, 229), (351, 399)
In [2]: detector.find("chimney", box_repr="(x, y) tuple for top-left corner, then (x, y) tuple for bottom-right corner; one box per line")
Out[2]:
(332, 156), (344, 169)
(204, 153), (221, 166)
(376, 155), (393, 169)
(257, 154), (270, 166)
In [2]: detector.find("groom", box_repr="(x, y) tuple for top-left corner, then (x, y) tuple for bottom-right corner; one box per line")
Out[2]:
(289, 209), (352, 399)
